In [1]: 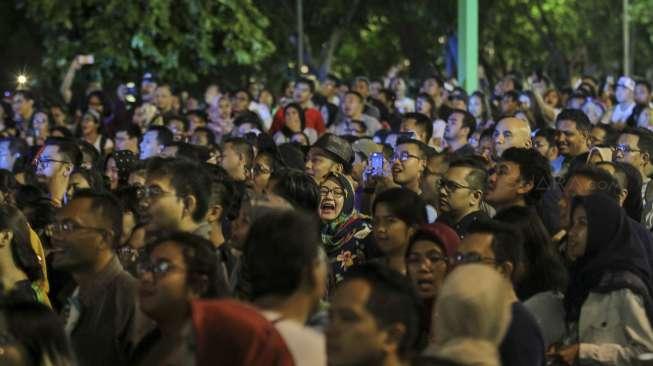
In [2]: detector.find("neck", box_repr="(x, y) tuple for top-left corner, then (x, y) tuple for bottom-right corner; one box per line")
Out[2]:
(452, 206), (480, 224)
(300, 100), (312, 109)
(387, 255), (407, 275)
(84, 130), (99, 141)
(402, 179), (422, 195)
(178, 217), (201, 234)
(350, 111), (363, 120)
(493, 197), (526, 213)
(209, 222), (225, 248)
(0, 248), (28, 293)
(48, 178), (68, 206)
(21, 109), (33, 120)
(156, 306), (191, 336)
(447, 137), (467, 151)
(73, 252), (113, 287)
(256, 292), (314, 324)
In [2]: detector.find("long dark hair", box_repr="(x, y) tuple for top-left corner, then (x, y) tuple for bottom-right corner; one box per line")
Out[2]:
(494, 206), (568, 300)
(281, 103), (306, 137)
(0, 205), (43, 282)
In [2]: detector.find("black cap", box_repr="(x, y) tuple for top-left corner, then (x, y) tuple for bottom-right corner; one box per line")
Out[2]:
(312, 134), (353, 168)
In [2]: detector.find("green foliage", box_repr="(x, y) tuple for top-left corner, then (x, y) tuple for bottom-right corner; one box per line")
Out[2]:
(20, 0), (275, 87)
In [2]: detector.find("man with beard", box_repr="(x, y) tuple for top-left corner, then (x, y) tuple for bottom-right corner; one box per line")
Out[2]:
(555, 109), (591, 178)
(35, 138), (82, 208)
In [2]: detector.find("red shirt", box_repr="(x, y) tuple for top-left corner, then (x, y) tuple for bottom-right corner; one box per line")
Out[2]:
(270, 107), (326, 135)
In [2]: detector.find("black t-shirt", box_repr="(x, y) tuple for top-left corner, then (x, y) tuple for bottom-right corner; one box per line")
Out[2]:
(500, 302), (546, 366)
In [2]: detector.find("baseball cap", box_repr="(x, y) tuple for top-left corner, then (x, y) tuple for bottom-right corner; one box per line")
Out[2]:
(351, 138), (381, 159)
(617, 76), (635, 91)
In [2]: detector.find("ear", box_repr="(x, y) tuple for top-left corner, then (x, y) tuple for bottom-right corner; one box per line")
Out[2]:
(62, 163), (73, 178)
(206, 204), (223, 224)
(183, 195), (198, 217)
(641, 152), (650, 168)
(498, 261), (514, 279)
(383, 323), (406, 355)
(333, 163), (344, 174)
(523, 138), (532, 149)
(470, 190), (483, 206)
(517, 179), (534, 195)
(618, 189), (628, 207)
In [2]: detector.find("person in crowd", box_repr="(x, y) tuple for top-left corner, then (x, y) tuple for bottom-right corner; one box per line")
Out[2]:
(207, 94), (234, 138)
(12, 90), (36, 130)
(30, 110), (50, 147)
(220, 137), (254, 183)
(444, 108), (476, 156)
(486, 147), (551, 212)
(67, 167), (105, 198)
(139, 125), (173, 160)
(35, 137), (82, 207)
(154, 84), (175, 115)
(269, 168), (320, 212)
(405, 223), (460, 341)
(548, 193), (653, 364)
(327, 263), (423, 366)
(79, 110), (113, 155)
(372, 188), (427, 274)
(589, 123), (617, 147)
(190, 126), (217, 148)
(455, 219), (546, 366)
(139, 157), (213, 239)
(351, 76), (382, 119)
(185, 109), (208, 134)
(391, 138), (427, 195)
(132, 231), (226, 365)
(271, 77), (326, 135)
(500, 90), (520, 116)
(0, 300), (75, 366)
(422, 264), (514, 366)
(437, 157), (489, 238)
(614, 127), (653, 228)
(469, 90), (495, 131)
(273, 102), (318, 145)
(603, 76), (637, 128)
(0, 137), (31, 184)
(305, 134), (353, 184)
(555, 108), (592, 177)
(114, 124), (141, 156)
(331, 91), (382, 137)
(244, 209), (327, 365)
(104, 150), (137, 191)
(492, 116), (532, 158)
(251, 149), (280, 195)
(50, 190), (152, 365)
(164, 114), (189, 142)
(399, 112), (433, 145)
(534, 128), (564, 177)
(390, 76), (415, 113)
(318, 172), (375, 288)
(596, 161), (644, 223)
(415, 92), (437, 120)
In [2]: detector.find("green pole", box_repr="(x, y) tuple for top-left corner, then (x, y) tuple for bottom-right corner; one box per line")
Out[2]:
(458, 0), (478, 93)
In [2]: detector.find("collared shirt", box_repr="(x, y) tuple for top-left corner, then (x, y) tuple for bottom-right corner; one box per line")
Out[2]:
(438, 210), (489, 239)
(64, 256), (153, 366)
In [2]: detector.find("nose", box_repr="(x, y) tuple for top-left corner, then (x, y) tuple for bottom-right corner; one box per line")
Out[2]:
(494, 134), (503, 145)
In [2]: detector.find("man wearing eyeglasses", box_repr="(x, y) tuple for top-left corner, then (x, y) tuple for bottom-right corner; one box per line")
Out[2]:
(35, 138), (82, 208)
(453, 220), (546, 366)
(51, 190), (153, 365)
(391, 139), (427, 195)
(615, 127), (653, 229)
(437, 157), (489, 238)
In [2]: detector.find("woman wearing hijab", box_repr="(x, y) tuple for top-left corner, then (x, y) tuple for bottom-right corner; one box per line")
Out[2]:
(318, 172), (376, 289)
(405, 223), (460, 342)
(104, 150), (136, 191)
(422, 264), (515, 366)
(549, 193), (653, 365)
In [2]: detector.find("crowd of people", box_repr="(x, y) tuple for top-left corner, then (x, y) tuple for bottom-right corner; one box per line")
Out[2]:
(1, 53), (653, 365)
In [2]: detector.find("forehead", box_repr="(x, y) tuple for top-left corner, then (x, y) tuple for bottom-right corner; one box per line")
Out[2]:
(57, 197), (93, 219)
(409, 239), (442, 254)
(144, 131), (158, 140)
(497, 118), (521, 131)
(150, 240), (185, 262)
(332, 279), (372, 309)
(401, 118), (417, 128)
(445, 166), (471, 181)
(564, 175), (595, 196)
(534, 136), (549, 144)
(321, 178), (341, 189)
(396, 143), (420, 154)
(146, 174), (174, 190)
(40, 145), (61, 157)
(618, 133), (639, 145)
(557, 119), (578, 132)
(459, 232), (493, 253)
(496, 160), (520, 173)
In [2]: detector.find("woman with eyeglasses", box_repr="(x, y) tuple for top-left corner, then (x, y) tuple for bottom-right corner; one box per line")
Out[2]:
(252, 150), (279, 195)
(318, 172), (375, 290)
(372, 187), (427, 275)
(405, 223), (460, 343)
(132, 231), (228, 366)
(548, 193), (653, 364)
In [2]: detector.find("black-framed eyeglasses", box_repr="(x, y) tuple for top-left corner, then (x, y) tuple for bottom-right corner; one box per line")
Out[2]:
(46, 220), (109, 236)
(35, 158), (71, 168)
(615, 144), (640, 154)
(391, 151), (422, 162)
(136, 259), (182, 280)
(406, 252), (448, 266)
(319, 186), (345, 198)
(440, 178), (475, 193)
(453, 252), (497, 265)
(136, 186), (176, 200)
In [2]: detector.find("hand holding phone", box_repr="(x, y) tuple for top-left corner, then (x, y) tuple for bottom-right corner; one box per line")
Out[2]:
(369, 152), (384, 176)
(77, 55), (95, 66)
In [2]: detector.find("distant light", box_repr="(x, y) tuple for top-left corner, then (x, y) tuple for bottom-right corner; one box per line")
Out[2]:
(17, 75), (27, 84)
(403, 59), (411, 67)
(300, 65), (309, 74)
(438, 36), (446, 44)
(125, 95), (136, 103)
(126, 82), (135, 88)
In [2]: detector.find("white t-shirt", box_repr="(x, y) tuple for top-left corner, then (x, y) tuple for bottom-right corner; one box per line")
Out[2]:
(610, 102), (636, 124)
(261, 311), (327, 366)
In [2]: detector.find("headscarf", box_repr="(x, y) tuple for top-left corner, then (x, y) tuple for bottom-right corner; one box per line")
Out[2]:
(424, 264), (514, 366)
(190, 299), (295, 366)
(565, 193), (653, 323)
(106, 150), (136, 188)
(319, 172), (371, 253)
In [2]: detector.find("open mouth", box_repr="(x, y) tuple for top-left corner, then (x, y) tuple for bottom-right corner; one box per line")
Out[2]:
(320, 201), (336, 214)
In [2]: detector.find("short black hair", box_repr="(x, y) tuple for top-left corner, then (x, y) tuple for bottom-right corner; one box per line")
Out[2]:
(165, 114), (190, 133)
(565, 164), (621, 201)
(345, 90), (365, 104)
(502, 90), (520, 102)
(0, 137), (29, 173)
(534, 127), (557, 147)
(467, 219), (525, 275)
(621, 127), (653, 162)
(296, 77), (316, 94)
(43, 137), (82, 168)
(373, 188), (427, 227)
(146, 125), (174, 147)
(0, 205), (43, 282)
(192, 127), (216, 146)
(591, 123), (618, 146)
(145, 158), (211, 222)
(145, 231), (228, 298)
(206, 165), (239, 221)
(636, 79), (651, 92)
(342, 263), (424, 359)
(269, 168), (320, 212)
(402, 113), (434, 142)
(69, 189), (123, 248)
(71, 168), (106, 194)
(448, 156), (488, 193)
(233, 111), (264, 132)
(396, 138), (429, 159)
(244, 209), (320, 299)
(500, 147), (552, 204)
(116, 123), (142, 141)
(223, 137), (254, 168)
(555, 108), (592, 135)
(76, 140), (100, 168)
(449, 108), (476, 138)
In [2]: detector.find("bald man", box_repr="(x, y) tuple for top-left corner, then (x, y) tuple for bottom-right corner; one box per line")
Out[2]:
(493, 117), (532, 158)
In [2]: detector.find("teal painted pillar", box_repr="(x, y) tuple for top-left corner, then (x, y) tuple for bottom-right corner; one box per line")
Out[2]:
(458, 0), (478, 93)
